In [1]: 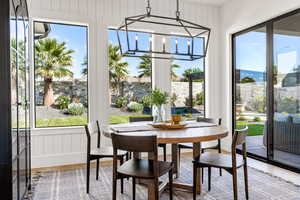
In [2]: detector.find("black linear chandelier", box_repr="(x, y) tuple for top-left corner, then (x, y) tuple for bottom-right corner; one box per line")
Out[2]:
(117, 0), (211, 61)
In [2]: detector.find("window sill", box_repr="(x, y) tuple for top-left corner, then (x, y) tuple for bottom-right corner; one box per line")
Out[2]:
(32, 126), (85, 136)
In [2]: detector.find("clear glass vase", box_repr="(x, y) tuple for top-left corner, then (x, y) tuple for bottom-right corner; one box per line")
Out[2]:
(153, 105), (165, 123)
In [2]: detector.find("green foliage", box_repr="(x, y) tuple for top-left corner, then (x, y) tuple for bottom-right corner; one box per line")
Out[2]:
(109, 44), (129, 94)
(170, 93), (178, 107)
(237, 122), (264, 136)
(109, 115), (151, 124)
(253, 116), (262, 122)
(182, 68), (202, 81)
(140, 95), (152, 107)
(237, 116), (247, 121)
(150, 88), (169, 106)
(277, 96), (298, 114)
(66, 103), (85, 115)
(127, 102), (144, 112)
(115, 96), (128, 108)
(56, 96), (71, 110)
(137, 55), (152, 78)
(240, 76), (256, 83)
(196, 92), (204, 105)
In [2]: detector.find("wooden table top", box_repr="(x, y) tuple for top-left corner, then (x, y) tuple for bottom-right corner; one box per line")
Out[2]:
(103, 122), (228, 144)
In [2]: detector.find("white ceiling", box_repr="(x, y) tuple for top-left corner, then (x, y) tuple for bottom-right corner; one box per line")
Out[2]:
(182, 0), (230, 6)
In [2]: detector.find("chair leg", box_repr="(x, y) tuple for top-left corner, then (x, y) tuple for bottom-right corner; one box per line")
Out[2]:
(163, 145), (167, 162)
(208, 167), (211, 191)
(169, 169), (173, 200)
(113, 174), (117, 200)
(154, 178), (159, 200)
(86, 159), (90, 193)
(232, 169), (238, 200)
(219, 169), (222, 176)
(120, 157), (124, 194)
(193, 164), (197, 200)
(244, 164), (249, 199)
(96, 159), (99, 180)
(132, 177), (136, 200)
(201, 168), (204, 183)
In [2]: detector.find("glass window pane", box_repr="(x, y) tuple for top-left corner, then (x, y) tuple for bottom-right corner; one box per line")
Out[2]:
(234, 26), (267, 158)
(273, 13), (300, 168)
(170, 36), (205, 120)
(108, 29), (152, 124)
(34, 22), (88, 127)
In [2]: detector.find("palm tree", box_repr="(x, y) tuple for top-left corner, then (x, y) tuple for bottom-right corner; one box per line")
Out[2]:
(137, 55), (152, 78)
(137, 54), (180, 80)
(35, 38), (74, 106)
(182, 68), (203, 81)
(108, 44), (129, 95)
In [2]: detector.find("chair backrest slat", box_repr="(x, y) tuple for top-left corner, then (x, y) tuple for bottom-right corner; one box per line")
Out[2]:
(129, 116), (153, 122)
(232, 127), (248, 148)
(111, 133), (157, 153)
(197, 117), (222, 126)
(85, 121), (101, 149)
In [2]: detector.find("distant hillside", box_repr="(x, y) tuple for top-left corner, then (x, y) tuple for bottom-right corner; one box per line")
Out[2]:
(237, 69), (266, 83)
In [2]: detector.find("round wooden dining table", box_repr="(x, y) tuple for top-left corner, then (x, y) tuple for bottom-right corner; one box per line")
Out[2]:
(103, 122), (228, 200)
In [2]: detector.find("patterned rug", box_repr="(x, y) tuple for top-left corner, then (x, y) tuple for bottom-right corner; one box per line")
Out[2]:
(30, 156), (300, 200)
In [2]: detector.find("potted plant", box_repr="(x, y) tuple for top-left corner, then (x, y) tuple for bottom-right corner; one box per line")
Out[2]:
(150, 88), (169, 123)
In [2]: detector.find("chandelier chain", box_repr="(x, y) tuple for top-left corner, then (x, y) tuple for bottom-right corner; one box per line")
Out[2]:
(146, 0), (151, 15)
(176, 0), (181, 19)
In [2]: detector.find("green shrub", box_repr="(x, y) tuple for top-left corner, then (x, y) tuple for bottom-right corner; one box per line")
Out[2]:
(253, 116), (262, 122)
(115, 97), (128, 108)
(140, 95), (152, 107)
(196, 92), (204, 105)
(237, 116), (247, 121)
(56, 96), (71, 110)
(66, 103), (85, 115)
(127, 102), (144, 112)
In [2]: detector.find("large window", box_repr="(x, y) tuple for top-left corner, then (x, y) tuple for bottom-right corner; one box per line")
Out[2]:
(34, 22), (88, 127)
(108, 29), (152, 124)
(170, 36), (205, 119)
(233, 9), (300, 171)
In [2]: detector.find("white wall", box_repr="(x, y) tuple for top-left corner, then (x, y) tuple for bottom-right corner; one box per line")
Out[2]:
(29, 0), (221, 168)
(219, 0), (300, 151)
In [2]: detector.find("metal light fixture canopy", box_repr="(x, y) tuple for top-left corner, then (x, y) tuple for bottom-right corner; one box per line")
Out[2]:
(117, 0), (211, 61)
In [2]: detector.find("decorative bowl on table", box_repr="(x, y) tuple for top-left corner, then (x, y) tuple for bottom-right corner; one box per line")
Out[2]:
(150, 122), (187, 130)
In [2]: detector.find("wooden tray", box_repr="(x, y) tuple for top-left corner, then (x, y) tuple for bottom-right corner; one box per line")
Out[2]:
(149, 123), (187, 130)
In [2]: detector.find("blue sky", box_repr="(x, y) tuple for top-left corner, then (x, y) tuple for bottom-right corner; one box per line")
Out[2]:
(42, 23), (87, 79)
(236, 31), (300, 74)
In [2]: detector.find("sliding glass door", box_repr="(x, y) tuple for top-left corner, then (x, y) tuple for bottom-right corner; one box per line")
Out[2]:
(233, 9), (300, 171)
(234, 26), (267, 159)
(273, 13), (300, 168)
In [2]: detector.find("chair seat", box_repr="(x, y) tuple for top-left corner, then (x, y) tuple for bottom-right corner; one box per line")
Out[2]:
(91, 147), (127, 157)
(193, 152), (244, 169)
(178, 143), (219, 150)
(117, 159), (173, 179)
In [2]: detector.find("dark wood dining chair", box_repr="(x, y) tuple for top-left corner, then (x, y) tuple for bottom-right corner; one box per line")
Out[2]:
(192, 127), (249, 200)
(111, 133), (174, 200)
(129, 116), (167, 161)
(84, 121), (128, 193)
(178, 117), (222, 184)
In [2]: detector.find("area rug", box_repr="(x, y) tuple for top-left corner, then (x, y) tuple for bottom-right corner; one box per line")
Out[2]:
(30, 156), (300, 200)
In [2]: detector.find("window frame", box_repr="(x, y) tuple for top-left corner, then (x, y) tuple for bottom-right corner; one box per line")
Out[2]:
(32, 20), (89, 129)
